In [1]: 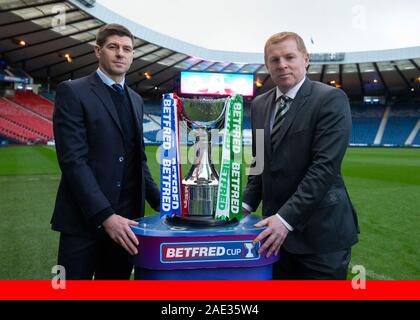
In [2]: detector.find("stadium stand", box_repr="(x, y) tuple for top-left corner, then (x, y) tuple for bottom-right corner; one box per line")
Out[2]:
(413, 130), (420, 146)
(140, 98), (420, 147)
(142, 99), (161, 144)
(0, 116), (45, 143)
(38, 91), (55, 102)
(7, 90), (54, 120)
(349, 104), (385, 146)
(1, 89), (419, 147)
(381, 101), (420, 146)
(0, 97), (53, 142)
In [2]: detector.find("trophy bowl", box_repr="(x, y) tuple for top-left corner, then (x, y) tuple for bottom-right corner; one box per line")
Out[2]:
(166, 97), (239, 228)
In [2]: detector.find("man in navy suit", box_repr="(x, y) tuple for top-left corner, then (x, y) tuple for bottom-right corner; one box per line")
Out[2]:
(52, 24), (160, 279)
(243, 32), (359, 279)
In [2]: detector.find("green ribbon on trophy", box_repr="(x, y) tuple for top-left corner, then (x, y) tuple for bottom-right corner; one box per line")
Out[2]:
(215, 94), (244, 221)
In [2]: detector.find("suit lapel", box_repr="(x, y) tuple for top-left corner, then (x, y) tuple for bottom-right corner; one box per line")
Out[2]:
(126, 86), (145, 152)
(271, 78), (312, 152)
(263, 88), (277, 160)
(126, 86), (142, 132)
(89, 73), (124, 136)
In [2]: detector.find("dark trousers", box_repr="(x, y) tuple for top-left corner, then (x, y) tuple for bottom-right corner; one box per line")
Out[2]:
(273, 247), (351, 280)
(57, 230), (133, 280)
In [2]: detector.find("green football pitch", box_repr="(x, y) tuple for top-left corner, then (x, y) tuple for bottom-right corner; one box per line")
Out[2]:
(0, 145), (418, 279)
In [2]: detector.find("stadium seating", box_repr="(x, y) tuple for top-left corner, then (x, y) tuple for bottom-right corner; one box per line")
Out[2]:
(413, 131), (420, 145)
(347, 104), (385, 145)
(7, 91), (54, 120)
(381, 117), (418, 145)
(38, 91), (55, 102)
(382, 102), (420, 146)
(0, 116), (46, 143)
(0, 98), (53, 141)
(0, 93), (419, 147)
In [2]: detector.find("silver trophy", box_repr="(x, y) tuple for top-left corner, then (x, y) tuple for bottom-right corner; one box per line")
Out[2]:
(168, 97), (236, 227)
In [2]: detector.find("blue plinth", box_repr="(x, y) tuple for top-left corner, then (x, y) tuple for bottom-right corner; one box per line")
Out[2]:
(131, 214), (279, 280)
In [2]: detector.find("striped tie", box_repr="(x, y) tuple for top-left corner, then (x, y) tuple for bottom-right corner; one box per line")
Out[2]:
(112, 83), (124, 94)
(271, 95), (290, 146)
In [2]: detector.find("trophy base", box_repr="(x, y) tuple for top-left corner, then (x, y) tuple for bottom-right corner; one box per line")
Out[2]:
(166, 215), (238, 228)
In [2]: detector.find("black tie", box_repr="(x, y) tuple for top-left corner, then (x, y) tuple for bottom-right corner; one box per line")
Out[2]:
(112, 83), (124, 94)
(271, 95), (290, 147)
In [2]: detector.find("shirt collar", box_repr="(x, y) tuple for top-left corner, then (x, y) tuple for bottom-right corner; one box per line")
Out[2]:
(275, 76), (306, 101)
(96, 68), (125, 88)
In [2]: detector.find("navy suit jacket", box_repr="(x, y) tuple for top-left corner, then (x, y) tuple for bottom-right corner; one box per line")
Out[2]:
(243, 78), (359, 254)
(51, 73), (159, 235)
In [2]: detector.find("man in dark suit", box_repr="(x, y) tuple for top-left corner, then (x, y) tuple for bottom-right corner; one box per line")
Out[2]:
(243, 32), (359, 279)
(52, 24), (160, 279)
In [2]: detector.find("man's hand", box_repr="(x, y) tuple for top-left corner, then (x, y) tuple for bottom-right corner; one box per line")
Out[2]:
(102, 214), (139, 255)
(253, 215), (289, 258)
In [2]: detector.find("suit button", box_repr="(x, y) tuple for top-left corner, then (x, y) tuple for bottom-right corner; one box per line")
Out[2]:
(119, 156), (124, 162)
(116, 181), (121, 187)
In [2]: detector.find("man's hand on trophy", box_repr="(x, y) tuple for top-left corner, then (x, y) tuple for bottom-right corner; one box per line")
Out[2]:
(253, 216), (289, 258)
(103, 214), (139, 255)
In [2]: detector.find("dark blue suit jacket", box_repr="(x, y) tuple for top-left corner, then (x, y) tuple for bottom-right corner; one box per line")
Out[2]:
(243, 78), (359, 254)
(51, 73), (159, 235)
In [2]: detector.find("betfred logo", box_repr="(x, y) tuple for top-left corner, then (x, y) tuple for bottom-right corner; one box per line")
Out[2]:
(160, 240), (259, 263)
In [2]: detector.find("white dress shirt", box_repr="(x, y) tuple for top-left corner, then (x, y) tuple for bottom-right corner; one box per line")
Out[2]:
(96, 67), (125, 88)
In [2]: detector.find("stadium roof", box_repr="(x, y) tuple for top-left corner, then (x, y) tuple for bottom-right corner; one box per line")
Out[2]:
(98, 0), (420, 54)
(0, 0), (419, 98)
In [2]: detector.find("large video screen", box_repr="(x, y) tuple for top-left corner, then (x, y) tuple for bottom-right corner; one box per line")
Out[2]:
(180, 71), (254, 97)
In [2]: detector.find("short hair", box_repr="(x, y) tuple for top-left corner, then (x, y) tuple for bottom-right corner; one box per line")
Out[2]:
(96, 23), (134, 47)
(264, 32), (308, 62)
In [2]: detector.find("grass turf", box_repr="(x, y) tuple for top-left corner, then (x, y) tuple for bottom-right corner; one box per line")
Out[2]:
(0, 145), (418, 279)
